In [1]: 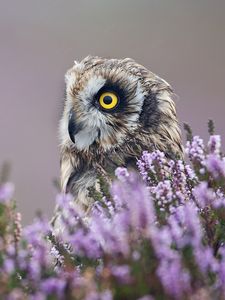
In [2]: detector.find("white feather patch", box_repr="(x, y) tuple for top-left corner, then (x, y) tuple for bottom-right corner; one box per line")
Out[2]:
(74, 128), (99, 150)
(79, 76), (106, 105)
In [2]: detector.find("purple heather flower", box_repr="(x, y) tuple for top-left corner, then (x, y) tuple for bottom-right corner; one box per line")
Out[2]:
(3, 258), (15, 274)
(22, 218), (55, 282)
(204, 154), (225, 179)
(23, 217), (51, 243)
(17, 249), (29, 270)
(194, 246), (219, 274)
(165, 202), (203, 250)
(151, 226), (175, 260)
(27, 255), (42, 280)
(157, 258), (190, 299)
(138, 150), (168, 181)
(6, 244), (16, 256)
(175, 203), (202, 248)
(85, 293), (99, 300)
(153, 180), (173, 208)
(85, 291), (113, 300)
(167, 215), (184, 248)
(170, 160), (190, 202)
(1, 134), (225, 299)
(55, 193), (73, 208)
(185, 136), (205, 162)
(112, 172), (155, 233)
(104, 197), (115, 216)
(29, 292), (46, 300)
(115, 167), (129, 181)
(91, 211), (130, 256)
(208, 135), (221, 156)
(111, 265), (131, 284)
(175, 190), (186, 204)
(137, 296), (154, 300)
(137, 158), (148, 181)
(69, 228), (101, 258)
(193, 182), (215, 208)
(0, 182), (14, 203)
(212, 195), (225, 209)
(185, 164), (196, 180)
(50, 246), (64, 265)
(217, 246), (225, 297)
(54, 193), (86, 231)
(6, 289), (25, 300)
(100, 290), (113, 300)
(132, 250), (141, 261)
(40, 277), (66, 298)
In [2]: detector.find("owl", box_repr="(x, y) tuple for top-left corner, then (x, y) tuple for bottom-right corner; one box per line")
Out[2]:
(59, 56), (183, 210)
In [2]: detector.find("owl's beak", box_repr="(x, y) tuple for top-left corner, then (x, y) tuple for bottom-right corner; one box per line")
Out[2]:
(68, 110), (82, 143)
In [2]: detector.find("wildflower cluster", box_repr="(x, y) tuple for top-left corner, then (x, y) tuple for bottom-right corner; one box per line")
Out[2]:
(0, 133), (225, 299)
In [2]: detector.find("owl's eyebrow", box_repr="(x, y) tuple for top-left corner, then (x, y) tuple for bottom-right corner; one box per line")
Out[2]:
(96, 80), (125, 97)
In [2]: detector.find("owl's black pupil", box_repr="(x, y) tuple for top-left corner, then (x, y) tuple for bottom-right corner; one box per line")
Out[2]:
(103, 95), (113, 104)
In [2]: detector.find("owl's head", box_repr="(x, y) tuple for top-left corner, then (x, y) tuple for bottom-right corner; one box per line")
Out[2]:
(60, 56), (182, 158)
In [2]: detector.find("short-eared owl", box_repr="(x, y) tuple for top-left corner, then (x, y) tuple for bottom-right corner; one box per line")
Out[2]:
(59, 56), (183, 210)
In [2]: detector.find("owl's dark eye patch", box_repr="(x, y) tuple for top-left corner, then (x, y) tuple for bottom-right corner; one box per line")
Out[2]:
(139, 91), (159, 128)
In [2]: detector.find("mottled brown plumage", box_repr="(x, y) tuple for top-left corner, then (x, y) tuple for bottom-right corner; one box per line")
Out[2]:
(59, 56), (183, 209)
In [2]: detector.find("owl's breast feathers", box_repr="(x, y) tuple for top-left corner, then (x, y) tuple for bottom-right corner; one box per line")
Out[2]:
(59, 56), (183, 209)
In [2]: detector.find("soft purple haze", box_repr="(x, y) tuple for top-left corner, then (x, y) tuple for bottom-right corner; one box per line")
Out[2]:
(0, 0), (225, 224)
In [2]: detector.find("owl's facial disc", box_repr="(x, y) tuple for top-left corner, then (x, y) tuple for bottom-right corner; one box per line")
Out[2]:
(65, 74), (145, 150)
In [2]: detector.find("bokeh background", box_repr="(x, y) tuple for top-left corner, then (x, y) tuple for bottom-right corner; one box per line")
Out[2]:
(0, 0), (225, 224)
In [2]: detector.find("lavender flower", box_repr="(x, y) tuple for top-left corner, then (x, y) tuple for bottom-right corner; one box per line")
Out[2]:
(110, 265), (131, 284)
(208, 135), (221, 155)
(6, 289), (25, 300)
(204, 154), (225, 179)
(157, 258), (190, 299)
(85, 290), (113, 300)
(184, 164), (196, 180)
(69, 228), (102, 258)
(40, 277), (66, 298)
(186, 135), (205, 162)
(115, 167), (129, 181)
(153, 180), (173, 209)
(50, 245), (64, 266)
(215, 246), (225, 297)
(0, 182), (14, 203)
(137, 296), (154, 300)
(3, 258), (15, 274)
(1, 133), (225, 299)
(193, 182), (215, 208)
(112, 171), (155, 232)
(55, 192), (73, 208)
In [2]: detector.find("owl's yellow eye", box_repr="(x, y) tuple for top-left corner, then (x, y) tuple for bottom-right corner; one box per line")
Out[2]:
(99, 92), (119, 110)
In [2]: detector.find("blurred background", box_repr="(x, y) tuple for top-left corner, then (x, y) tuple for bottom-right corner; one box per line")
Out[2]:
(0, 0), (225, 224)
